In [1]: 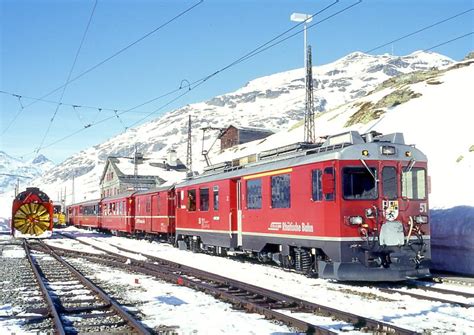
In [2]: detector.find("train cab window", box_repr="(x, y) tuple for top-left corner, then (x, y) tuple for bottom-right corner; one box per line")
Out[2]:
(271, 174), (291, 208)
(402, 167), (426, 200)
(324, 167), (336, 201)
(311, 169), (323, 201)
(213, 186), (219, 211)
(188, 189), (197, 211)
(247, 179), (262, 209)
(200, 188), (209, 211)
(382, 167), (397, 199)
(343, 167), (377, 200)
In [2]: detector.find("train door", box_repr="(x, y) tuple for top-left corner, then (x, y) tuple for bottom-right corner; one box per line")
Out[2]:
(151, 194), (159, 232)
(236, 179), (243, 246)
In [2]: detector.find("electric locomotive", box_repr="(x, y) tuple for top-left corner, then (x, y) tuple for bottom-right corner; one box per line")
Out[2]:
(175, 131), (431, 281)
(12, 187), (54, 238)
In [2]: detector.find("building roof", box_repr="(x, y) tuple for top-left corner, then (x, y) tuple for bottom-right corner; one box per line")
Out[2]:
(100, 156), (187, 185)
(218, 124), (274, 139)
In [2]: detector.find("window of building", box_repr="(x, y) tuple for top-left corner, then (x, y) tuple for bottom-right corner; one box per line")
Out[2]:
(188, 189), (196, 211)
(343, 167), (377, 200)
(200, 188), (209, 211)
(382, 167), (397, 199)
(402, 167), (426, 200)
(271, 174), (291, 208)
(247, 179), (262, 209)
(324, 167), (336, 201)
(213, 186), (219, 211)
(311, 169), (322, 201)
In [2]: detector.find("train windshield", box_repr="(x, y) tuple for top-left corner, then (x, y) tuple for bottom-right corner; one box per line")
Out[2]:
(402, 167), (427, 200)
(343, 167), (377, 200)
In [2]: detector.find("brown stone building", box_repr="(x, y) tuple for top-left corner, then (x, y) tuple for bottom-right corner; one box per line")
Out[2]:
(218, 125), (274, 150)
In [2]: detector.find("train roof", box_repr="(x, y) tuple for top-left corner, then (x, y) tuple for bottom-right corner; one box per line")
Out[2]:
(133, 185), (175, 196)
(177, 130), (427, 188)
(67, 198), (100, 207)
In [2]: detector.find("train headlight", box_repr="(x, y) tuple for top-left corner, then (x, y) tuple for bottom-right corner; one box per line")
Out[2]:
(381, 145), (396, 155)
(414, 215), (429, 224)
(349, 216), (364, 225)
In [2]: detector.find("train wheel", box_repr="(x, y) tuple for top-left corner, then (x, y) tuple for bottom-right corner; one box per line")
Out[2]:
(13, 203), (51, 236)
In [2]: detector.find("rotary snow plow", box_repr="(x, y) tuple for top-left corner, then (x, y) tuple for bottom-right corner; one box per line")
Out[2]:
(12, 187), (53, 238)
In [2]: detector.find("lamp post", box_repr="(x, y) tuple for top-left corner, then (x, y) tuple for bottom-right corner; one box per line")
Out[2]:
(290, 13), (313, 77)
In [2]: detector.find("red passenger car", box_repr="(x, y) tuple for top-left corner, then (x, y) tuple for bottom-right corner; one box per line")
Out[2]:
(175, 131), (431, 281)
(67, 199), (100, 228)
(134, 186), (176, 240)
(100, 192), (135, 234)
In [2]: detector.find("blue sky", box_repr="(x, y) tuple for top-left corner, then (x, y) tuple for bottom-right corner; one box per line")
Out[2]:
(1, 0), (473, 163)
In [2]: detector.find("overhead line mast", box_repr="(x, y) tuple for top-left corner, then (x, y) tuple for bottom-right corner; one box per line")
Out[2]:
(186, 115), (193, 177)
(304, 45), (316, 143)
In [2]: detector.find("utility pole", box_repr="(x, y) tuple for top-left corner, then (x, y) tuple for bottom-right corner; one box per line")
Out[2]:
(15, 178), (19, 197)
(304, 45), (315, 143)
(134, 144), (138, 190)
(72, 170), (75, 204)
(186, 115), (193, 177)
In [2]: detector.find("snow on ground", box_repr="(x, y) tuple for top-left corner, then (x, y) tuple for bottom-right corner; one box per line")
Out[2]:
(81, 262), (295, 334)
(47, 227), (474, 334)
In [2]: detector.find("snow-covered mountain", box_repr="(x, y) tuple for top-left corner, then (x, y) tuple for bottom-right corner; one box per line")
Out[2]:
(0, 151), (55, 192)
(1, 50), (467, 217)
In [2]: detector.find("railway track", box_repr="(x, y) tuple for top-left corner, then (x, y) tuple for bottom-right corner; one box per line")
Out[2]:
(372, 284), (473, 309)
(53, 232), (421, 335)
(23, 239), (151, 334)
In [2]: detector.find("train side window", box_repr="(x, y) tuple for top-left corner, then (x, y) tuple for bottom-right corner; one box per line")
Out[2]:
(271, 174), (291, 208)
(324, 167), (336, 201)
(188, 189), (196, 211)
(402, 167), (426, 200)
(247, 179), (262, 209)
(343, 167), (377, 200)
(146, 198), (151, 213)
(213, 186), (219, 211)
(382, 167), (397, 199)
(311, 169), (322, 201)
(200, 188), (209, 211)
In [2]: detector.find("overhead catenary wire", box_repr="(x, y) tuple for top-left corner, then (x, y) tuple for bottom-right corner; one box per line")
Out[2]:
(0, 89), (150, 114)
(18, 0), (363, 156)
(127, 0), (356, 127)
(2, 0), (204, 135)
(365, 7), (473, 53)
(35, 0), (99, 154)
(17, 5), (472, 158)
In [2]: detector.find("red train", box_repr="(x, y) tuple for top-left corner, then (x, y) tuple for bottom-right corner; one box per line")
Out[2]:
(68, 131), (431, 281)
(12, 187), (54, 238)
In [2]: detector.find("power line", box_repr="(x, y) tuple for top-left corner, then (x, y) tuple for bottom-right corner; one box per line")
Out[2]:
(4, 0), (204, 134)
(0, 0), (343, 137)
(0, 89), (150, 114)
(19, 3), (472, 158)
(127, 0), (358, 126)
(424, 31), (473, 52)
(365, 8), (473, 53)
(35, 0), (99, 154)
(19, 1), (359, 157)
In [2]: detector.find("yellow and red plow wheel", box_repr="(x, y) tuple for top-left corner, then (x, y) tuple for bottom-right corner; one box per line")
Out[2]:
(13, 203), (51, 236)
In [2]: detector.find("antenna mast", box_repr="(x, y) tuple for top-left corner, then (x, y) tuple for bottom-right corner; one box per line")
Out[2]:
(186, 115), (193, 177)
(304, 45), (315, 143)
